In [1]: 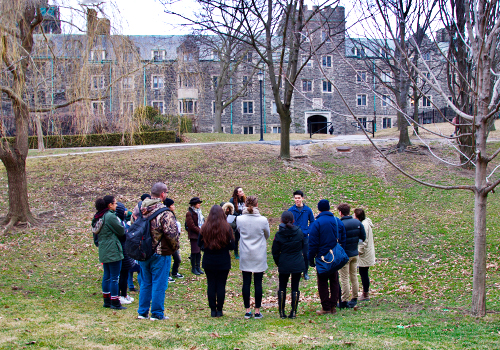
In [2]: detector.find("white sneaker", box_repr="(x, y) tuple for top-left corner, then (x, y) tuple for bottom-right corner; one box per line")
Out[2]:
(119, 296), (132, 304)
(168, 276), (175, 283)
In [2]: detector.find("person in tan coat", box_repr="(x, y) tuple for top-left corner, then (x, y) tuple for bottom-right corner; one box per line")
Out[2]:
(354, 208), (375, 301)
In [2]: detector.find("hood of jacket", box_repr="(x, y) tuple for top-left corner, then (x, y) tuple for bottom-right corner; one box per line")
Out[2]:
(278, 223), (301, 237)
(141, 198), (164, 218)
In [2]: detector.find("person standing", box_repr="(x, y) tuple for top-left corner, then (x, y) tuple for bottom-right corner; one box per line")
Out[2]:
(236, 196), (270, 319)
(272, 211), (306, 319)
(308, 199), (346, 315)
(186, 197), (205, 275)
(164, 198), (184, 282)
(115, 202), (135, 305)
(354, 208), (375, 301)
(132, 182), (179, 320)
(198, 205), (235, 317)
(337, 203), (366, 309)
(288, 190), (315, 280)
(92, 195), (126, 310)
(229, 186), (246, 259)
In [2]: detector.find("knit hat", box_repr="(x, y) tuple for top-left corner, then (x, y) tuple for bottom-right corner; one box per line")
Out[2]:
(189, 197), (203, 205)
(317, 199), (330, 212)
(163, 197), (174, 208)
(115, 202), (126, 221)
(141, 193), (151, 201)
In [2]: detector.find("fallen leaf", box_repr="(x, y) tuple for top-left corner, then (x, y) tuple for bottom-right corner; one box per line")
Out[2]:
(210, 332), (220, 338)
(329, 336), (334, 340)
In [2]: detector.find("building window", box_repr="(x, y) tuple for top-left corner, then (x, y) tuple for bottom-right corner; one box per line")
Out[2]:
(151, 50), (165, 61)
(212, 76), (219, 89)
(322, 80), (332, 93)
(243, 76), (251, 86)
(152, 75), (164, 89)
(243, 126), (254, 134)
(422, 52), (431, 61)
(302, 55), (312, 67)
(357, 94), (367, 106)
(243, 51), (252, 63)
(302, 80), (312, 92)
(183, 52), (196, 62)
(381, 95), (388, 107)
(122, 101), (134, 114)
(90, 50), (106, 61)
(356, 71), (366, 83)
(179, 100), (197, 114)
(122, 77), (134, 90)
(321, 30), (331, 42)
(92, 101), (105, 115)
(383, 118), (392, 129)
(271, 101), (277, 114)
(179, 74), (196, 88)
(300, 32), (310, 42)
(322, 55), (332, 68)
(212, 100), (225, 114)
(422, 95), (432, 107)
(352, 47), (365, 58)
(381, 71), (391, 83)
(420, 72), (431, 84)
(212, 50), (220, 61)
(243, 101), (254, 114)
(91, 75), (105, 90)
(358, 118), (367, 129)
(272, 126), (281, 133)
(152, 101), (164, 114)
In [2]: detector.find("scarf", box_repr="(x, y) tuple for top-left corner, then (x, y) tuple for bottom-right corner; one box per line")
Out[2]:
(93, 208), (108, 221)
(192, 206), (205, 228)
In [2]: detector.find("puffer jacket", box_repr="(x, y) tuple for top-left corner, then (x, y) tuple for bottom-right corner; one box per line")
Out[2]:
(340, 215), (366, 257)
(358, 218), (376, 267)
(272, 224), (306, 274)
(97, 210), (125, 263)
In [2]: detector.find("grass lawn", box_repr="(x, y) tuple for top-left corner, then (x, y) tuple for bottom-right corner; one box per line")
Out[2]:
(0, 140), (499, 349)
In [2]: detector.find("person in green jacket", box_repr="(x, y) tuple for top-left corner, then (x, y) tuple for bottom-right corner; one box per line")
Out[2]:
(92, 195), (126, 310)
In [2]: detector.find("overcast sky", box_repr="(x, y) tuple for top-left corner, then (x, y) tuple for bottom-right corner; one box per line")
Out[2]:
(58, 0), (362, 36)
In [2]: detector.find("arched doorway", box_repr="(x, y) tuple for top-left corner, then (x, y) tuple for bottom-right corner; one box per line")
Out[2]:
(307, 115), (327, 134)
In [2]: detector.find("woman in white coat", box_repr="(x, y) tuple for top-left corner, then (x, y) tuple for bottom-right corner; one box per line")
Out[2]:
(354, 208), (375, 301)
(236, 196), (270, 319)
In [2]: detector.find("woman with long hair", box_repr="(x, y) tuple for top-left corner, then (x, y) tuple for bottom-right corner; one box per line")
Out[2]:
(272, 211), (306, 319)
(229, 186), (246, 259)
(354, 208), (375, 301)
(236, 196), (270, 319)
(198, 205), (235, 317)
(91, 195), (126, 310)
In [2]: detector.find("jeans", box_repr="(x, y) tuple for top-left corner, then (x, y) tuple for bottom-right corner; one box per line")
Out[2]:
(278, 272), (301, 293)
(242, 271), (263, 309)
(205, 269), (230, 311)
(317, 270), (339, 311)
(128, 262), (141, 289)
(358, 266), (370, 293)
(302, 236), (309, 273)
(339, 255), (359, 301)
(171, 250), (181, 276)
(138, 254), (171, 318)
(102, 260), (122, 297)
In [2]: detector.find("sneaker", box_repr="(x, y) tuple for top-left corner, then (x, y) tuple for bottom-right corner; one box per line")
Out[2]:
(119, 296), (132, 305)
(173, 273), (184, 279)
(244, 312), (252, 319)
(168, 276), (175, 283)
(254, 313), (263, 319)
(124, 295), (134, 303)
(129, 287), (136, 292)
(150, 314), (169, 321)
(137, 313), (149, 320)
(234, 252), (240, 260)
(303, 272), (310, 281)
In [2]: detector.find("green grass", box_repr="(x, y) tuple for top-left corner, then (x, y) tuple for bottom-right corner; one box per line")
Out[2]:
(0, 142), (499, 349)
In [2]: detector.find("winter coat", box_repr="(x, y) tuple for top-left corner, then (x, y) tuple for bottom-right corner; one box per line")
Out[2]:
(308, 211), (346, 263)
(272, 224), (306, 274)
(198, 234), (235, 271)
(186, 207), (201, 240)
(236, 208), (270, 272)
(97, 210), (125, 264)
(288, 204), (315, 237)
(340, 215), (366, 257)
(229, 197), (245, 216)
(358, 218), (376, 267)
(132, 198), (180, 256)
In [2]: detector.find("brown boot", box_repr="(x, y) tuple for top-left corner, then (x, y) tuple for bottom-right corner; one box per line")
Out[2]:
(316, 309), (331, 315)
(359, 292), (370, 301)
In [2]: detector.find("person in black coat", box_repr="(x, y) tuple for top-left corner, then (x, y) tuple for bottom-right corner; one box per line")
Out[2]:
(198, 205), (235, 317)
(115, 202), (136, 305)
(272, 211), (306, 319)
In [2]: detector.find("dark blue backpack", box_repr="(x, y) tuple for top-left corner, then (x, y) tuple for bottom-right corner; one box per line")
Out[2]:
(124, 204), (169, 261)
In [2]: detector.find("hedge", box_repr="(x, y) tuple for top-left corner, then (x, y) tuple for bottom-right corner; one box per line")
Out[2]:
(10, 131), (177, 149)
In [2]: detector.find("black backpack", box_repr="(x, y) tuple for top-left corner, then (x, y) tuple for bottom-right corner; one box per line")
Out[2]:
(124, 204), (169, 261)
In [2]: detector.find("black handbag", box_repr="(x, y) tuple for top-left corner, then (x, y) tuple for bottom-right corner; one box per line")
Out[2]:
(315, 220), (349, 275)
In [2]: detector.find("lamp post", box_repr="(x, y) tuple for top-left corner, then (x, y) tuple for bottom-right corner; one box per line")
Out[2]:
(258, 70), (264, 141)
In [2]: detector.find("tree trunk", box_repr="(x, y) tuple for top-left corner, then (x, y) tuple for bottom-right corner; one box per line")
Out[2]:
(471, 188), (487, 316)
(36, 115), (45, 151)
(214, 105), (222, 133)
(280, 113), (291, 159)
(397, 110), (410, 150)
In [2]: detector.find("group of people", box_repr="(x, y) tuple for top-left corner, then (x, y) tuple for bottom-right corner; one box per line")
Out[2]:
(91, 183), (376, 319)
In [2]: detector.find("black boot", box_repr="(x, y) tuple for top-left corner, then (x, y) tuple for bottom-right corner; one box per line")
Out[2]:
(278, 290), (287, 319)
(338, 301), (348, 309)
(289, 291), (300, 319)
(103, 293), (111, 308)
(191, 254), (200, 275)
(196, 253), (204, 274)
(348, 298), (357, 308)
(110, 298), (127, 310)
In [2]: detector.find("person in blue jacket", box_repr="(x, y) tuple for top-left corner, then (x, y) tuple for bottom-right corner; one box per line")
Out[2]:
(288, 190), (315, 280)
(308, 199), (346, 315)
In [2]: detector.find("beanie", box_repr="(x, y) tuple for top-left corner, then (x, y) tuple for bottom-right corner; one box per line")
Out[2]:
(317, 199), (330, 212)
(163, 197), (174, 208)
(115, 202), (126, 221)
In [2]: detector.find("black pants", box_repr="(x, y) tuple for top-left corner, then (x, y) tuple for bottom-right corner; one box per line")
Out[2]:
(302, 236), (309, 273)
(171, 250), (181, 275)
(242, 271), (263, 309)
(205, 269), (230, 311)
(234, 230), (240, 253)
(358, 266), (370, 293)
(278, 272), (301, 293)
(317, 270), (339, 311)
(119, 268), (129, 297)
